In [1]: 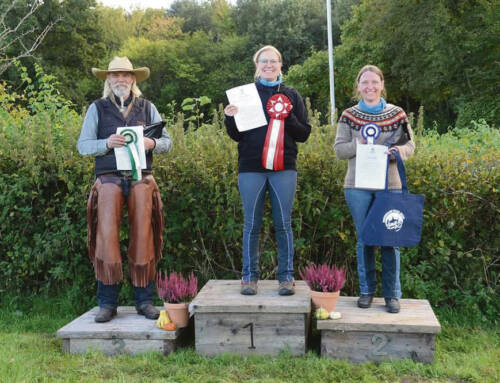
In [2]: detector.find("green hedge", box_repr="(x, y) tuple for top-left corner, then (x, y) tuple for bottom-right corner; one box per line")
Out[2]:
(0, 75), (498, 322)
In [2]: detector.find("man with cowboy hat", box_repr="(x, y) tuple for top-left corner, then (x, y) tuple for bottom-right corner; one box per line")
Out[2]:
(77, 56), (172, 322)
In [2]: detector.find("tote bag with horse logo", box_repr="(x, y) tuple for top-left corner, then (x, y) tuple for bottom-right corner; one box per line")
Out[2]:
(361, 151), (425, 247)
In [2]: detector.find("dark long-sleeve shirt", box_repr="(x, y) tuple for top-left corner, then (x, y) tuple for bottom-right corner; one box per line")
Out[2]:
(225, 81), (311, 173)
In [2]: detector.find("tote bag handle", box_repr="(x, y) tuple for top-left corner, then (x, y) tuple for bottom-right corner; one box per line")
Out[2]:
(385, 150), (408, 192)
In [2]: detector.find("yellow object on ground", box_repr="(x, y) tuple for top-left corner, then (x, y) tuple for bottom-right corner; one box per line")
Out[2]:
(156, 310), (171, 328)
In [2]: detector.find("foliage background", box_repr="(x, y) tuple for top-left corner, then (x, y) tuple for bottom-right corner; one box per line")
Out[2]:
(0, 68), (498, 323)
(1, 0), (498, 128)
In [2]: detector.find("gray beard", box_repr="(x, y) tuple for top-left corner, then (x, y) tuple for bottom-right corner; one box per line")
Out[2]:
(111, 83), (131, 99)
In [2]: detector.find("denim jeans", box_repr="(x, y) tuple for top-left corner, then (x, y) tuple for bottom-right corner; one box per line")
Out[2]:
(97, 281), (155, 309)
(344, 188), (402, 299)
(238, 170), (297, 283)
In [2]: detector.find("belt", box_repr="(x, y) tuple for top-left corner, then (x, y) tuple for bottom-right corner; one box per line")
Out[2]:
(98, 173), (151, 197)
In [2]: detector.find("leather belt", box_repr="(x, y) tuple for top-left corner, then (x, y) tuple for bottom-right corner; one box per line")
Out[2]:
(98, 173), (151, 197)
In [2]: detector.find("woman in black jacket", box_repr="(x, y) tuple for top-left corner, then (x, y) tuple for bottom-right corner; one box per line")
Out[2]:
(224, 45), (311, 296)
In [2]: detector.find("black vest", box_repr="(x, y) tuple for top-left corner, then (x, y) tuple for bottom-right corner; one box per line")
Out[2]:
(94, 97), (152, 176)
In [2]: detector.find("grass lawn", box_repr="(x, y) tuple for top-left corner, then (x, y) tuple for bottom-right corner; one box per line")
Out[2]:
(0, 295), (498, 383)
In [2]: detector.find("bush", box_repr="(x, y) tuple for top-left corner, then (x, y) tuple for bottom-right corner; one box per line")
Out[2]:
(0, 67), (498, 322)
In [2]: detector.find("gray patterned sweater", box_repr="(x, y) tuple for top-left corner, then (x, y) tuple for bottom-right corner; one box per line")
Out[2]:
(334, 103), (415, 189)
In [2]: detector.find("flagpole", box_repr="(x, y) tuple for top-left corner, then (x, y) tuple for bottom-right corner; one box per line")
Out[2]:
(326, 0), (336, 124)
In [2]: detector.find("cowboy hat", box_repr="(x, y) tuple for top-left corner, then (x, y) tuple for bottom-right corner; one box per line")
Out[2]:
(91, 57), (150, 83)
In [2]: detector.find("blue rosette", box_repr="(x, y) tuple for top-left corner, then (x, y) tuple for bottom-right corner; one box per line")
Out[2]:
(361, 123), (380, 144)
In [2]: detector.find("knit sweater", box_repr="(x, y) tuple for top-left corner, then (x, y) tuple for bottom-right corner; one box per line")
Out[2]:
(225, 82), (311, 173)
(334, 103), (415, 189)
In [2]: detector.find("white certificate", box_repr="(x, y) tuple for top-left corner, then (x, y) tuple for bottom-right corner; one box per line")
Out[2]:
(355, 144), (388, 190)
(114, 126), (147, 170)
(226, 83), (267, 132)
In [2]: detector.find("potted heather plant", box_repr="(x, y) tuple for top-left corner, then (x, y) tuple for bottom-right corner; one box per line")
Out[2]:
(156, 271), (198, 328)
(299, 263), (346, 312)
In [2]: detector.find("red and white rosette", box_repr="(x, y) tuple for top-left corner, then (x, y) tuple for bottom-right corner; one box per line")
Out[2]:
(261, 94), (292, 171)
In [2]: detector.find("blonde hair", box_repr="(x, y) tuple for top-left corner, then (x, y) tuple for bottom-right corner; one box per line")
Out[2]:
(353, 64), (387, 100)
(253, 45), (283, 80)
(102, 74), (142, 99)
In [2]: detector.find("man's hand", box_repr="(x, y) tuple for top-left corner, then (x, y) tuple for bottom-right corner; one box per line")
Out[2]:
(107, 134), (126, 148)
(144, 137), (156, 151)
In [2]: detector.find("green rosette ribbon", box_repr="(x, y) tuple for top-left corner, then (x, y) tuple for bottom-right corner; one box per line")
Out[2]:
(121, 128), (142, 181)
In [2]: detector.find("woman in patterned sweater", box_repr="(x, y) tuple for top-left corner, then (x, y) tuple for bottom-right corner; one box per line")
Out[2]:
(334, 65), (415, 313)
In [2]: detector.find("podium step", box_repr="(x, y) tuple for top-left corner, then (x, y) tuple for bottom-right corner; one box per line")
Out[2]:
(316, 297), (441, 363)
(190, 280), (311, 356)
(56, 306), (183, 356)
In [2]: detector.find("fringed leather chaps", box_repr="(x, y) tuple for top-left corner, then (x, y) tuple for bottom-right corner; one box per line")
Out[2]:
(86, 174), (164, 287)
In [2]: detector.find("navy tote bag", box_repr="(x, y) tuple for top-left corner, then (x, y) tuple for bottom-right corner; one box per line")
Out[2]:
(360, 151), (424, 247)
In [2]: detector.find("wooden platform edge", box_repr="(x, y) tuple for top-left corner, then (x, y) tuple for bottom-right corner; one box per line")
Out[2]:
(56, 306), (179, 340)
(316, 298), (441, 334)
(190, 280), (311, 314)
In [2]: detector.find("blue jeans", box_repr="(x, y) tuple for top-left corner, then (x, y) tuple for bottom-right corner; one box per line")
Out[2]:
(97, 281), (155, 309)
(238, 170), (297, 283)
(344, 188), (402, 299)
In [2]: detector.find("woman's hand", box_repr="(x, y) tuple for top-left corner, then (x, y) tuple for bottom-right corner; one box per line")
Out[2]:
(224, 104), (239, 117)
(386, 146), (400, 159)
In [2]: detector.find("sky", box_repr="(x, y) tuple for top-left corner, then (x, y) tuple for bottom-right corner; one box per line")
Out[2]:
(97, 0), (175, 11)
(97, 0), (236, 11)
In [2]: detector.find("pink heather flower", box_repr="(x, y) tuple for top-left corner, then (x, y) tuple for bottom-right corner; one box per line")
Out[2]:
(299, 263), (346, 292)
(156, 271), (198, 303)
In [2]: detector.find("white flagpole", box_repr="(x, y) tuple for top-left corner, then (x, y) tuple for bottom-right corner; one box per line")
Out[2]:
(326, 0), (336, 124)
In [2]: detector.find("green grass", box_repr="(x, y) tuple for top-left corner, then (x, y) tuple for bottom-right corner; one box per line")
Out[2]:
(0, 294), (498, 383)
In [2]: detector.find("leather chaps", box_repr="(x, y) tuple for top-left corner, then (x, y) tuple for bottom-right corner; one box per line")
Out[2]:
(87, 174), (164, 287)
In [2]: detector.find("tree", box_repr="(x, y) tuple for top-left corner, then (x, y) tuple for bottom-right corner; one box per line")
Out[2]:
(332, 0), (361, 44)
(120, 31), (253, 113)
(234, 0), (327, 68)
(33, 0), (107, 107)
(168, 0), (213, 33)
(0, 0), (55, 75)
(334, 0), (498, 126)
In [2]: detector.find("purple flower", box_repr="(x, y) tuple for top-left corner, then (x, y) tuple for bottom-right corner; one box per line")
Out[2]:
(156, 271), (198, 303)
(299, 263), (346, 293)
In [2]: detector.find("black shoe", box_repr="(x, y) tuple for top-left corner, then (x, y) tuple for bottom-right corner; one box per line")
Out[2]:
(95, 307), (117, 323)
(385, 298), (400, 313)
(136, 303), (160, 319)
(357, 294), (374, 308)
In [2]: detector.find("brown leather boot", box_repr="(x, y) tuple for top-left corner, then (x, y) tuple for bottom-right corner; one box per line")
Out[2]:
(136, 303), (160, 319)
(95, 307), (117, 323)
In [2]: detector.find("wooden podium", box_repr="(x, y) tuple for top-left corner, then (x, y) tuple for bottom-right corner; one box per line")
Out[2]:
(316, 297), (441, 363)
(56, 307), (183, 356)
(190, 280), (311, 356)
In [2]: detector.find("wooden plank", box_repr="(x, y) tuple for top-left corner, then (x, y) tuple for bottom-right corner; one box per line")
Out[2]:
(195, 312), (307, 356)
(56, 307), (179, 340)
(68, 338), (177, 356)
(190, 280), (310, 314)
(316, 297), (441, 334)
(321, 330), (436, 363)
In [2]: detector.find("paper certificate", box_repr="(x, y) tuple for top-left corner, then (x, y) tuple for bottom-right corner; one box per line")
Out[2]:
(114, 126), (147, 170)
(355, 144), (388, 190)
(226, 83), (267, 132)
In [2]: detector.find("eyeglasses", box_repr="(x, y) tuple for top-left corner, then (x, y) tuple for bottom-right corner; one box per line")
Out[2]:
(258, 59), (280, 65)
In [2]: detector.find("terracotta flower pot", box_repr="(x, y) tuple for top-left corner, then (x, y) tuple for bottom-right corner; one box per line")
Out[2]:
(310, 290), (340, 312)
(164, 302), (189, 328)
